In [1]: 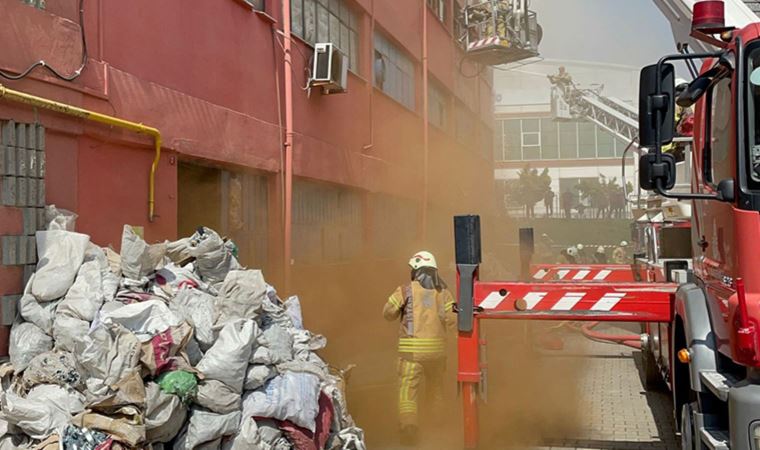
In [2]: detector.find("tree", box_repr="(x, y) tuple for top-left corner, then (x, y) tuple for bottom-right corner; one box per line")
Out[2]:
(508, 165), (552, 218)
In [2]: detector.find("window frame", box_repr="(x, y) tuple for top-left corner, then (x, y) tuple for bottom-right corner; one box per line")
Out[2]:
(374, 31), (417, 111)
(428, 79), (449, 130)
(427, 0), (446, 22)
(704, 76), (734, 186)
(291, 0), (360, 74)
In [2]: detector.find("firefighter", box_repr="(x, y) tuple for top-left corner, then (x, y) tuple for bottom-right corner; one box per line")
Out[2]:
(612, 241), (628, 264)
(594, 246), (608, 264)
(383, 251), (455, 444)
(563, 246), (578, 264)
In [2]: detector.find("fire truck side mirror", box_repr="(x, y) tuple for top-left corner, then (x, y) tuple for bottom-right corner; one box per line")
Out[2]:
(717, 178), (736, 202)
(639, 63), (675, 149)
(639, 153), (677, 191)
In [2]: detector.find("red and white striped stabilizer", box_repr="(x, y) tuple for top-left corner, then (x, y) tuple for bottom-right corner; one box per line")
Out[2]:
(467, 36), (501, 50)
(471, 281), (676, 322)
(531, 264), (636, 283)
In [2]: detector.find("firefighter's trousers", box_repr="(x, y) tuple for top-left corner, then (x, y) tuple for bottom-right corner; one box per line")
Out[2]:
(398, 357), (445, 427)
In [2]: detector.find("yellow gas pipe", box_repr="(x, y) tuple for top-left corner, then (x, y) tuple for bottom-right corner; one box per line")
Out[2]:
(0, 83), (162, 222)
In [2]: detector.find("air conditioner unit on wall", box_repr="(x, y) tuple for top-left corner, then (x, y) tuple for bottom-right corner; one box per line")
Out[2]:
(310, 43), (348, 95)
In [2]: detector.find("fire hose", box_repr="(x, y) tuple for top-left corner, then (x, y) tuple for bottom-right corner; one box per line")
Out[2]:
(578, 322), (642, 349)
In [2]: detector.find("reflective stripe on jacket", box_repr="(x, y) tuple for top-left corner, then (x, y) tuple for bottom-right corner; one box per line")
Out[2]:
(383, 281), (455, 361)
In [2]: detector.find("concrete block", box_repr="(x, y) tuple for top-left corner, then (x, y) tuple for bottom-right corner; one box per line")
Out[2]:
(1, 121), (15, 147)
(26, 148), (37, 178)
(0, 295), (18, 326)
(25, 125), (35, 150)
(15, 148), (27, 178)
(2, 146), (15, 177)
(1, 236), (20, 266)
(22, 208), (35, 236)
(37, 151), (45, 178)
(1, 177), (16, 207)
(15, 177), (27, 207)
(36, 208), (45, 231)
(35, 125), (44, 151)
(25, 236), (36, 264)
(14, 124), (25, 150)
(28, 178), (37, 208)
(36, 179), (44, 207)
(22, 264), (34, 287)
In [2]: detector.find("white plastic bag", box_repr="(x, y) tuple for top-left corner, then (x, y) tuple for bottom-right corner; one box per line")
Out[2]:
(175, 409), (241, 450)
(75, 324), (141, 397)
(57, 260), (104, 322)
(284, 296), (304, 329)
(190, 228), (240, 284)
(1, 390), (73, 440)
(9, 322), (52, 373)
(241, 372), (321, 432)
(53, 314), (90, 353)
(215, 270), (267, 325)
(196, 320), (257, 393)
(258, 325), (293, 365)
(194, 380), (241, 414)
(32, 230), (90, 301)
(26, 384), (85, 416)
(222, 417), (261, 450)
(100, 300), (181, 342)
(145, 382), (187, 443)
(169, 287), (216, 350)
(120, 225), (166, 280)
(44, 205), (77, 231)
(18, 294), (57, 336)
(244, 365), (276, 391)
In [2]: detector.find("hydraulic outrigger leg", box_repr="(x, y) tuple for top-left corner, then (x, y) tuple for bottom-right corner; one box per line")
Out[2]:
(454, 215), (676, 449)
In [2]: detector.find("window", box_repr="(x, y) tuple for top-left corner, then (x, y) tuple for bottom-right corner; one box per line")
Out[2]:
(374, 32), (416, 110)
(708, 77), (733, 183)
(521, 119), (541, 147)
(250, 0), (265, 10)
(540, 118), (559, 159)
(427, 0), (446, 22)
(559, 122), (578, 159)
(291, 0), (360, 72)
(501, 119), (521, 160)
(428, 80), (449, 129)
(578, 122), (596, 158)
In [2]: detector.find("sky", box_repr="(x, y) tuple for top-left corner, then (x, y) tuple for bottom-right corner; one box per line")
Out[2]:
(531, 0), (678, 68)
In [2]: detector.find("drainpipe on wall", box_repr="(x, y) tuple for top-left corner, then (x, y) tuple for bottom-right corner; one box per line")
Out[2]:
(421, 0), (430, 244)
(282, 0), (295, 293)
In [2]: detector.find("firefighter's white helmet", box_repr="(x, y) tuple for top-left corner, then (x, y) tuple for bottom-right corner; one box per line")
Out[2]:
(566, 246), (579, 257)
(675, 78), (689, 90)
(596, 246), (605, 254)
(620, 241), (629, 247)
(576, 244), (584, 251)
(409, 251), (437, 270)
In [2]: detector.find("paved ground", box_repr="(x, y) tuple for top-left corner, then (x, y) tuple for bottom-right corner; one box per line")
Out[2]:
(532, 325), (678, 450)
(366, 324), (679, 450)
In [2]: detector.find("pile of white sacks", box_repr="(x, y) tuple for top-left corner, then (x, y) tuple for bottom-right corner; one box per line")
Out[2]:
(0, 207), (366, 450)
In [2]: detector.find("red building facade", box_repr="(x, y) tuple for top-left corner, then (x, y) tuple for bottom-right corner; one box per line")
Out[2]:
(0, 0), (494, 318)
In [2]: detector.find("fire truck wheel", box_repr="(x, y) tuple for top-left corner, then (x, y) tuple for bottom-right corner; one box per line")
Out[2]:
(680, 402), (696, 450)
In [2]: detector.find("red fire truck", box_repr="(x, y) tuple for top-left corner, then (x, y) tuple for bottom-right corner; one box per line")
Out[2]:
(455, 2), (760, 449)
